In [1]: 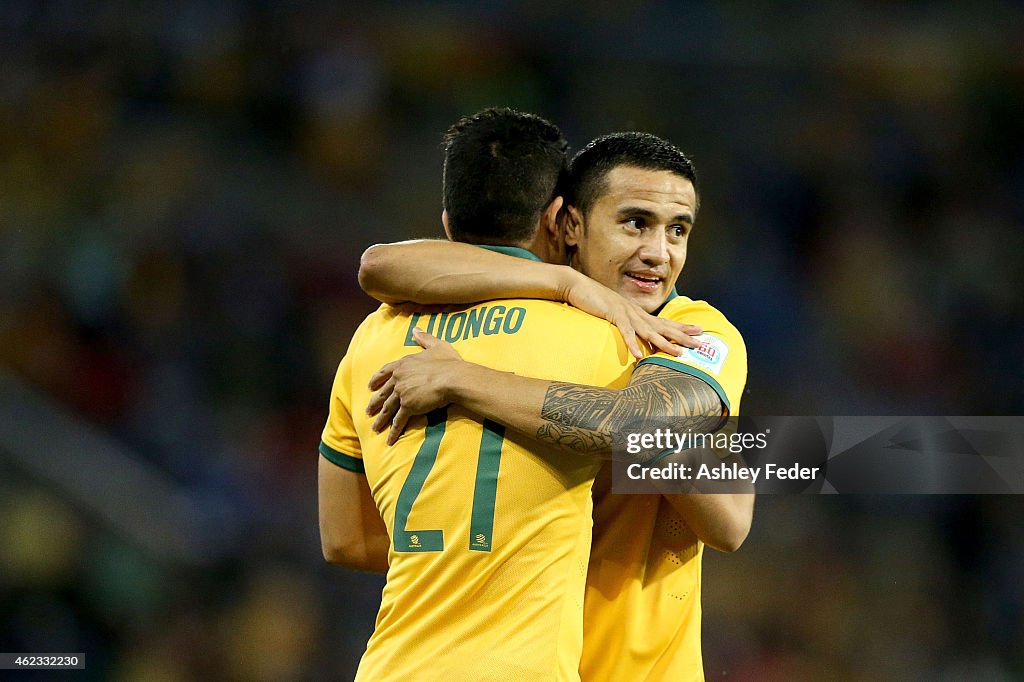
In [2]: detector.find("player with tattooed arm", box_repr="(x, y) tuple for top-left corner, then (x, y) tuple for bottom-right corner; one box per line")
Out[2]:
(361, 132), (753, 681)
(318, 111), (703, 681)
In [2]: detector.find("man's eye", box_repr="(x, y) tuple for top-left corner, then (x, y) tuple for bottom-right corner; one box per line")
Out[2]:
(670, 225), (686, 237)
(624, 218), (644, 230)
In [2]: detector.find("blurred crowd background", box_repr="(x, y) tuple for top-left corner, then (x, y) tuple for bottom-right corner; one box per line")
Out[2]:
(1, 1), (1022, 679)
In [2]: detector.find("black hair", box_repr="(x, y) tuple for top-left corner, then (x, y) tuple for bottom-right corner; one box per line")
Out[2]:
(442, 108), (569, 244)
(569, 132), (699, 219)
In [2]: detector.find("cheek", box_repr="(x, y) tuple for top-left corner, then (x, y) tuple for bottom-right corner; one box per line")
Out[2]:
(579, 237), (609, 266)
(672, 245), (688, 270)
(600, 235), (634, 264)
(583, 245), (620, 279)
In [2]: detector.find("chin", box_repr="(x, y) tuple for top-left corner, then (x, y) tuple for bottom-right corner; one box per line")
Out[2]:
(622, 289), (662, 312)
(639, 297), (662, 313)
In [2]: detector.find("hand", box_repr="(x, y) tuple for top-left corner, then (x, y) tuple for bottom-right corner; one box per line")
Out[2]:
(562, 273), (702, 360)
(367, 329), (464, 445)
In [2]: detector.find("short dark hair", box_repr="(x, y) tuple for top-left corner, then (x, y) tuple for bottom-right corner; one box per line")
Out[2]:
(569, 132), (699, 219)
(442, 108), (569, 244)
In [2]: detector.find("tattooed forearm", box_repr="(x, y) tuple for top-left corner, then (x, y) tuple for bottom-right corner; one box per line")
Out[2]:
(536, 421), (614, 454)
(537, 363), (723, 459)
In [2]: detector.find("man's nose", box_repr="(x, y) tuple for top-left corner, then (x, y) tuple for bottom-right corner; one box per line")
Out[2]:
(638, 231), (669, 265)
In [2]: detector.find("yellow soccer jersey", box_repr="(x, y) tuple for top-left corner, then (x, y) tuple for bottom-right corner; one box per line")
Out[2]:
(581, 292), (747, 682)
(322, 262), (635, 681)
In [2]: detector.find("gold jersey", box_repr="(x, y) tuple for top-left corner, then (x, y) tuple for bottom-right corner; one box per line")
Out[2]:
(581, 292), (748, 682)
(322, 251), (635, 681)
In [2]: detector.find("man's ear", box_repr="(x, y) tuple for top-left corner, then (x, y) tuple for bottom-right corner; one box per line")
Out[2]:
(564, 205), (584, 246)
(442, 209), (453, 241)
(540, 196), (568, 265)
(541, 196), (564, 240)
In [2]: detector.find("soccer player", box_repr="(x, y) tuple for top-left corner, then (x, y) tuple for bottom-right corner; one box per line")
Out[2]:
(360, 132), (753, 681)
(318, 110), (694, 681)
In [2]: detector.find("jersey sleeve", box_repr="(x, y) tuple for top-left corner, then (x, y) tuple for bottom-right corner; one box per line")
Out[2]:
(638, 302), (747, 416)
(320, 348), (364, 472)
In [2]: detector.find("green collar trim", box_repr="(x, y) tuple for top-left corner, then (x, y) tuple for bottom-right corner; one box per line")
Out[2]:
(478, 245), (543, 261)
(653, 287), (679, 316)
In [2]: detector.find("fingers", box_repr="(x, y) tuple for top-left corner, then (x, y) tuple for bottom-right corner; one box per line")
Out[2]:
(371, 392), (401, 432)
(613, 320), (644, 360)
(386, 407), (412, 446)
(412, 327), (439, 348)
(366, 377), (396, 416)
(627, 311), (685, 356)
(673, 332), (702, 350)
(627, 336), (644, 361)
(655, 321), (703, 349)
(368, 363), (396, 391)
(646, 331), (685, 357)
(632, 318), (704, 355)
(412, 328), (463, 361)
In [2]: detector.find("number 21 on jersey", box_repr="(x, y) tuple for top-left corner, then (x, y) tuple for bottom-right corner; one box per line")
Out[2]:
(392, 408), (505, 553)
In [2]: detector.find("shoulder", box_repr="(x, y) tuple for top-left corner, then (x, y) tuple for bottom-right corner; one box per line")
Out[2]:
(487, 298), (621, 332)
(643, 295), (747, 405)
(344, 303), (395, 343)
(661, 296), (744, 347)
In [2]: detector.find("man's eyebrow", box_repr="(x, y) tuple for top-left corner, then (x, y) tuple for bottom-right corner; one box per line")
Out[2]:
(616, 206), (656, 218)
(616, 206), (694, 224)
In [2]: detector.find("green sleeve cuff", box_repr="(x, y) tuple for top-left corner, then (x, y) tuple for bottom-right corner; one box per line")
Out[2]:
(319, 440), (365, 473)
(637, 356), (732, 416)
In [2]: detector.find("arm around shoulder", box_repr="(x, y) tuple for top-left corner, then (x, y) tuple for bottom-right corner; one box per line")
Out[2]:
(358, 240), (578, 305)
(358, 241), (430, 304)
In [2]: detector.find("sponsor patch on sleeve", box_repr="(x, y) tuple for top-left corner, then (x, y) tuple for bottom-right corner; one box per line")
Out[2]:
(681, 334), (729, 375)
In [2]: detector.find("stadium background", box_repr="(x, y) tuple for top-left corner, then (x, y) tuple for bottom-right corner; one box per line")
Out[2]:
(1, 1), (1022, 679)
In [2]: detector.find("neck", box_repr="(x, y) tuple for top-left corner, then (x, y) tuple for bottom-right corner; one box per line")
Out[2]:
(567, 247), (580, 270)
(521, 234), (550, 263)
(525, 227), (571, 265)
